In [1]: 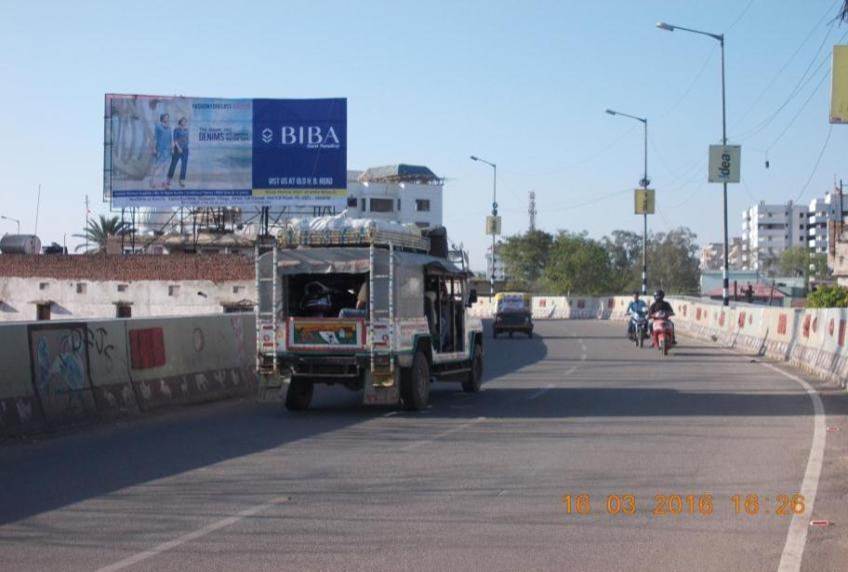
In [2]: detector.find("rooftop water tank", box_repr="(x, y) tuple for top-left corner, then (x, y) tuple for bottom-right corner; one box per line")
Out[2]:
(0, 234), (42, 255)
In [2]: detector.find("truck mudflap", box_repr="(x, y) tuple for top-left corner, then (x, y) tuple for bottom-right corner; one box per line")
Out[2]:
(362, 368), (400, 405)
(257, 371), (291, 402)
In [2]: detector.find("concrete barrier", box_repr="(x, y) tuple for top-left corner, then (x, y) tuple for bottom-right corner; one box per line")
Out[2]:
(0, 313), (257, 438)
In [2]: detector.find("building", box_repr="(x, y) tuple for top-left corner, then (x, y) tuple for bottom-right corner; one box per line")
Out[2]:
(0, 254), (254, 322)
(807, 187), (848, 255)
(741, 201), (808, 271)
(485, 244), (506, 282)
(700, 237), (744, 271)
(342, 164), (443, 229)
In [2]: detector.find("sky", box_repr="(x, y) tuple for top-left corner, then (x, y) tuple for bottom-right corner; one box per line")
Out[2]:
(1, 0), (847, 270)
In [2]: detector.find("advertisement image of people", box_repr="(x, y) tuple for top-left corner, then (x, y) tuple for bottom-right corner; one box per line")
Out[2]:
(104, 94), (346, 208)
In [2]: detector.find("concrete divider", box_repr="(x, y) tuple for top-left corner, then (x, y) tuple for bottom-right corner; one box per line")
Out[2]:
(0, 313), (257, 437)
(126, 313), (256, 411)
(0, 324), (44, 434)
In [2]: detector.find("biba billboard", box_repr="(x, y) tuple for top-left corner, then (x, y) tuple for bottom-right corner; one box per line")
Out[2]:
(104, 94), (346, 208)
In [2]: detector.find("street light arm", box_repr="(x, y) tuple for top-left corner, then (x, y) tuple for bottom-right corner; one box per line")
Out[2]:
(470, 155), (496, 169)
(656, 21), (723, 42)
(605, 109), (646, 124)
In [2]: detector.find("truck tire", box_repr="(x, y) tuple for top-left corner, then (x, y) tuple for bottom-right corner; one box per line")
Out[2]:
(285, 377), (313, 411)
(401, 350), (430, 410)
(462, 343), (483, 393)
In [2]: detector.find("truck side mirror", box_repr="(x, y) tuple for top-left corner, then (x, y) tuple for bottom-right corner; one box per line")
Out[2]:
(467, 289), (478, 307)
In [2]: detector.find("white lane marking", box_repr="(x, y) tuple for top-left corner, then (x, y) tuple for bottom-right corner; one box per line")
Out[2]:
(96, 496), (290, 572)
(527, 365), (579, 400)
(760, 363), (826, 572)
(402, 417), (485, 451)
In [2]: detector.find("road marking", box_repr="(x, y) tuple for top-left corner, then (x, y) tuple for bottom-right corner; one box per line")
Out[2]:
(760, 363), (826, 572)
(402, 417), (485, 451)
(95, 496), (291, 572)
(527, 365), (579, 400)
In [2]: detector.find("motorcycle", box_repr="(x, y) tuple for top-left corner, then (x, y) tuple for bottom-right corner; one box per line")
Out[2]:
(651, 310), (674, 356)
(628, 311), (649, 348)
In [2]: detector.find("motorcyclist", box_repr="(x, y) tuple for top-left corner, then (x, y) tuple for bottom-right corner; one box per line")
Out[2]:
(625, 292), (647, 337)
(648, 289), (675, 344)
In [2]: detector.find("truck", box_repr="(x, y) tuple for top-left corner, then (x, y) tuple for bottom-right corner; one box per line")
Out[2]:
(255, 217), (484, 411)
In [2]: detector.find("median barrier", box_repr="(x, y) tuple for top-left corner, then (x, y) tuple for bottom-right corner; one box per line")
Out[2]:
(0, 324), (44, 434)
(84, 319), (139, 417)
(126, 314), (256, 411)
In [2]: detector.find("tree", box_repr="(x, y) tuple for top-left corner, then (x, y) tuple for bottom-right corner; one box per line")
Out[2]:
(499, 230), (553, 291)
(73, 215), (130, 253)
(807, 284), (848, 308)
(601, 230), (642, 292)
(778, 246), (809, 279)
(543, 231), (616, 295)
(646, 227), (700, 294)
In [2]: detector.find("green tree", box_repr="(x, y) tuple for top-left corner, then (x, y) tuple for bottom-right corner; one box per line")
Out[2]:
(807, 284), (848, 308)
(778, 246), (809, 278)
(646, 227), (700, 294)
(543, 231), (615, 295)
(73, 215), (131, 253)
(601, 230), (643, 292)
(500, 230), (553, 291)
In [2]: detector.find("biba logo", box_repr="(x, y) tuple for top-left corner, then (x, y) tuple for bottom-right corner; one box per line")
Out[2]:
(262, 126), (341, 149)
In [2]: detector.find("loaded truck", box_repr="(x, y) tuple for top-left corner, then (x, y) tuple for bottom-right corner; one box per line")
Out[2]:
(255, 216), (484, 411)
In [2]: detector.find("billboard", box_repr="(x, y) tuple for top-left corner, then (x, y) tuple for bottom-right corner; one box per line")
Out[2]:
(707, 144), (741, 183)
(831, 46), (848, 123)
(104, 94), (346, 208)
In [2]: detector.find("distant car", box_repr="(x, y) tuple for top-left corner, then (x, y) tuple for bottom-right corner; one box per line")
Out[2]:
(493, 292), (533, 338)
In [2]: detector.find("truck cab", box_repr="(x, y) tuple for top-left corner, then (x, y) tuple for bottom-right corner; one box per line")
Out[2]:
(255, 217), (484, 411)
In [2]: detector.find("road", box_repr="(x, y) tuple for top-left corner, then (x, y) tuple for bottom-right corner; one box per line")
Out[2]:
(1, 320), (847, 571)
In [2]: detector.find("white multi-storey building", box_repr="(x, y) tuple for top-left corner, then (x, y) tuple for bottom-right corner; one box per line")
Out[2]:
(343, 164), (443, 229)
(741, 201), (808, 271)
(485, 244), (506, 282)
(700, 238), (744, 271)
(807, 189), (848, 254)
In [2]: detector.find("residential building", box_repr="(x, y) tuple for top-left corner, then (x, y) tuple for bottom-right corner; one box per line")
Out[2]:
(807, 187), (848, 255)
(741, 201), (808, 271)
(485, 244), (506, 282)
(700, 237), (744, 271)
(342, 164), (443, 229)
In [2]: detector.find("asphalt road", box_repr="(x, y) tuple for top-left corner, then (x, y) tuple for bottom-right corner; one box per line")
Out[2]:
(1, 320), (847, 571)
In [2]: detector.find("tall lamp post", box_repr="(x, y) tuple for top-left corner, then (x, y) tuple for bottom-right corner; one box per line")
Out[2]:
(470, 155), (498, 289)
(657, 21), (729, 306)
(0, 215), (21, 234)
(606, 109), (649, 295)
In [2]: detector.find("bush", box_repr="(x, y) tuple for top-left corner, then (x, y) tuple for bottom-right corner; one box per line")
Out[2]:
(806, 285), (848, 308)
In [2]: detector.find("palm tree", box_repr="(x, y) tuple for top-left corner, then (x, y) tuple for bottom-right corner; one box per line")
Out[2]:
(73, 215), (131, 253)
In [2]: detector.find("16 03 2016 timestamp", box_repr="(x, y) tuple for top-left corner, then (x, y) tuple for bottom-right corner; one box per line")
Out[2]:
(561, 493), (805, 517)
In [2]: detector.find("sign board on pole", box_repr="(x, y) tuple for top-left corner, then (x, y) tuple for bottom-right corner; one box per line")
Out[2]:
(104, 94), (347, 209)
(485, 215), (502, 236)
(708, 145), (741, 183)
(831, 46), (848, 123)
(634, 189), (655, 214)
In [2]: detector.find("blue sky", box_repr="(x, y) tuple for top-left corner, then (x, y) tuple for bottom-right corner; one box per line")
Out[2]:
(1, 0), (846, 269)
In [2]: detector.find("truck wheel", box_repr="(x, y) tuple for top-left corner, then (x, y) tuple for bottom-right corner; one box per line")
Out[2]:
(462, 343), (483, 393)
(285, 377), (313, 411)
(527, 329), (533, 339)
(401, 350), (430, 410)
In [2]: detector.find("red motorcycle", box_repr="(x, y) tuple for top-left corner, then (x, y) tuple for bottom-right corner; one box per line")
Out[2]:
(651, 310), (674, 356)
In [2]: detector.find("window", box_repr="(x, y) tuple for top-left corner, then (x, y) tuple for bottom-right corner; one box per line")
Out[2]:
(39, 282), (49, 291)
(415, 199), (431, 212)
(168, 285), (180, 297)
(36, 303), (51, 321)
(116, 304), (132, 318)
(223, 303), (252, 314)
(369, 198), (393, 213)
(360, 198), (366, 210)
(76, 282), (87, 294)
(233, 285), (244, 294)
(397, 199), (401, 210)
(347, 196), (358, 207)
(117, 284), (128, 292)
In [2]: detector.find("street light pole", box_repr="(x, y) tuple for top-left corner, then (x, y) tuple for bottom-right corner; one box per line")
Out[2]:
(470, 155), (498, 291)
(657, 21), (729, 306)
(0, 215), (21, 234)
(605, 109), (649, 295)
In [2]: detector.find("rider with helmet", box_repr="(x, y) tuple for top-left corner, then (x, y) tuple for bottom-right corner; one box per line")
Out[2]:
(648, 289), (675, 344)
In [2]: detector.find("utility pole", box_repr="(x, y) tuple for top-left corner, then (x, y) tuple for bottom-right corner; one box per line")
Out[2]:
(528, 191), (537, 232)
